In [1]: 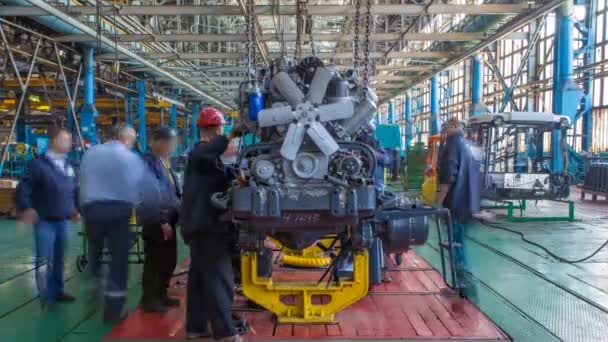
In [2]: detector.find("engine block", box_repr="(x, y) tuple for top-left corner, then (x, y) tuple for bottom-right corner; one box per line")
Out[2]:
(232, 56), (429, 253)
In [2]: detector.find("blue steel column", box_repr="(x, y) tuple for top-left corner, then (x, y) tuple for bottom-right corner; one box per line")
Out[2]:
(170, 99), (177, 130)
(80, 47), (98, 144)
(430, 76), (440, 135)
(191, 102), (199, 146)
(404, 92), (413, 150)
(552, 1), (579, 172)
(581, 0), (597, 151)
(387, 100), (395, 124)
(125, 91), (132, 126)
(137, 80), (146, 151)
(471, 55), (486, 116)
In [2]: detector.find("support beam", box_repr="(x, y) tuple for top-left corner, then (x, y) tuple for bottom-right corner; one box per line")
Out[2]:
(191, 103), (199, 148)
(378, 0), (567, 102)
(0, 4), (531, 17)
(471, 55), (488, 116)
(552, 1), (582, 172)
(170, 98), (178, 131)
(54, 32), (528, 43)
(80, 47), (98, 145)
(24, 0), (230, 109)
(125, 91), (133, 126)
(405, 92), (413, 150)
(430, 76), (440, 136)
(137, 79), (146, 151)
(581, 0), (597, 151)
(388, 101), (395, 124)
(97, 51), (451, 60)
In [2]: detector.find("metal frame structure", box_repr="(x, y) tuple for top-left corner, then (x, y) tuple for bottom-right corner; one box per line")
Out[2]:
(0, 0), (605, 167)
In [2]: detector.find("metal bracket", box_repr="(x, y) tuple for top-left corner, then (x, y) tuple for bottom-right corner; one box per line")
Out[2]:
(241, 250), (369, 323)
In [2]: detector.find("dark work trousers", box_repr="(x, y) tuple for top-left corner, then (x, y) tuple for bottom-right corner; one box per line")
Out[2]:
(141, 214), (178, 304)
(186, 233), (236, 339)
(83, 201), (134, 321)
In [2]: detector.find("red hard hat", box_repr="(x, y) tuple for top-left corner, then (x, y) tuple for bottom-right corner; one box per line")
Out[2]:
(197, 107), (225, 128)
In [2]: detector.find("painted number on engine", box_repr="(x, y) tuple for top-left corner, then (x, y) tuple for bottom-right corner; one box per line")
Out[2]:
(283, 213), (321, 224)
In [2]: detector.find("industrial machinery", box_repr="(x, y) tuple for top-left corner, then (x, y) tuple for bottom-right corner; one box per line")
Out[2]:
(227, 56), (441, 323)
(468, 112), (572, 201)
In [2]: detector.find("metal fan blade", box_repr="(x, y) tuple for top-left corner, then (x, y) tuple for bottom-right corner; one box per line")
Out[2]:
(272, 71), (305, 106)
(305, 67), (333, 105)
(280, 122), (307, 160)
(317, 101), (355, 122)
(307, 121), (340, 157)
(257, 105), (295, 128)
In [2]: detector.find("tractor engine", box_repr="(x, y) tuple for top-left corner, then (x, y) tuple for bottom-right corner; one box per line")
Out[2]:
(231, 56), (428, 253)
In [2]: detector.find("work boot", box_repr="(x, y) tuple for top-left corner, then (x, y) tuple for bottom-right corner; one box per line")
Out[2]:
(163, 296), (180, 307)
(140, 299), (168, 313)
(185, 331), (211, 339)
(217, 335), (244, 342)
(56, 292), (76, 302)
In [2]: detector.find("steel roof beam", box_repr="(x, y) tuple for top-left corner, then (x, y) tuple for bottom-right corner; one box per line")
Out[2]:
(378, 0), (566, 103)
(55, 32), (528, 43)
(22, 0), (231, 109)
(0, 4), (531, 17)
(98, 51), (451, 60)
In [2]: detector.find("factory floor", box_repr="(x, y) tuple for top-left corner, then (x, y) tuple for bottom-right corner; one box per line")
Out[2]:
(0, 187), (606, 341)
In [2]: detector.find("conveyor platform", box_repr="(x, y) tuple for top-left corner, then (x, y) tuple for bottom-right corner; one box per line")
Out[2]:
(105, 251), (508, 341)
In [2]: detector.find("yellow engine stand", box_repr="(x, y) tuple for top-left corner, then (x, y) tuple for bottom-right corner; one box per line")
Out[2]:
(241, 250), (369, 323)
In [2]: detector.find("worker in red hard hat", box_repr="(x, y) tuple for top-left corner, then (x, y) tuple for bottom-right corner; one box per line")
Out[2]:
(180, 106), (244, 342)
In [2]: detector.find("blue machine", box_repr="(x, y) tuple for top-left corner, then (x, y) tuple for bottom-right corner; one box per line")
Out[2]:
(247, 84), (265, 122)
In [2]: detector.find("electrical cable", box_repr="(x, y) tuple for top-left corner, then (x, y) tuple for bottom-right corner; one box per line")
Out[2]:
(479, 220), (608, 263)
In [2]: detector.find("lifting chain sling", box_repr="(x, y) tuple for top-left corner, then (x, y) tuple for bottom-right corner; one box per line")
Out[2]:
(304, 0), (316, 57)
(362, 0), (372, 90)
(245, 0), (257, 82)
(353, 0), (361, 72)
(295, 0), (305, 59)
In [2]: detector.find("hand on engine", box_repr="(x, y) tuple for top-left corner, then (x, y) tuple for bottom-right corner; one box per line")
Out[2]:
(161, 223), (173, 240)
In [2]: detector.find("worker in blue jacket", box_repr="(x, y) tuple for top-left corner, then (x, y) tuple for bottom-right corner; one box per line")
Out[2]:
(16, 126), (79, 306)
(436, 118), (481, 295)
(140, 126), (182, 313)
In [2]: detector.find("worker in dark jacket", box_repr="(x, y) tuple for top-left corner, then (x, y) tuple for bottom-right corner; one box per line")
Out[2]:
(140, 126), (182, 313)
(181, 107), (243, 342)
(16, 126), (78, 306)
(436, 118), (481, 294)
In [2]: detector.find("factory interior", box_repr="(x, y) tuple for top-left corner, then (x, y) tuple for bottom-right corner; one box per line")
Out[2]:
(1, 0), (608, 341)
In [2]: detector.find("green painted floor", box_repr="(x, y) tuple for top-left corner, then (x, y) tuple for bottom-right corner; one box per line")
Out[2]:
(0, 189), (607, 341)
(415, 192), (608, 342)
(0, 223), (187, 342)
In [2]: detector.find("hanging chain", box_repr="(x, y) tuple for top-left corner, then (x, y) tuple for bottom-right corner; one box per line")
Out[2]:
(304, 0), (316, 57)
(362, 0), (372, 89)
(244, 0), (255, 82)
(95, 0), (102, 52)
(295, 0), (305, 59)
(249, 0), (257, 71)
(353, 0), (361, 72)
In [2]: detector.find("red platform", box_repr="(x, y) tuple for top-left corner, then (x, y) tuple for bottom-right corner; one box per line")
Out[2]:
(106, 251), (508, 341)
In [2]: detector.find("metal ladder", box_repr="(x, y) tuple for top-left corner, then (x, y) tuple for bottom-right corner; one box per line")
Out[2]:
(434, 214), (461, 291)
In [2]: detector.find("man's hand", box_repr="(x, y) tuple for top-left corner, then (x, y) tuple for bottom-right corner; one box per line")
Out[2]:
(18, 208), (38, 225)
(228, 120), (245, 140)
(71, 211), (81, 222)
(161, 223), (174, 240)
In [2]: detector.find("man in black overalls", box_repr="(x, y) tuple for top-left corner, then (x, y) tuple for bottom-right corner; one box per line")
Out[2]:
(140, 126), (182, 313)
(180, 107), (243, 342)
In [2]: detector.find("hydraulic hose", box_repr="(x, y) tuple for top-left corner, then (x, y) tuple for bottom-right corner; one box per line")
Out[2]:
(480, 221), (608, 264)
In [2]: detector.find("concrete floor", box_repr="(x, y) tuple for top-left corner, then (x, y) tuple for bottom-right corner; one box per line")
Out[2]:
(0, 188), (606, 341)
